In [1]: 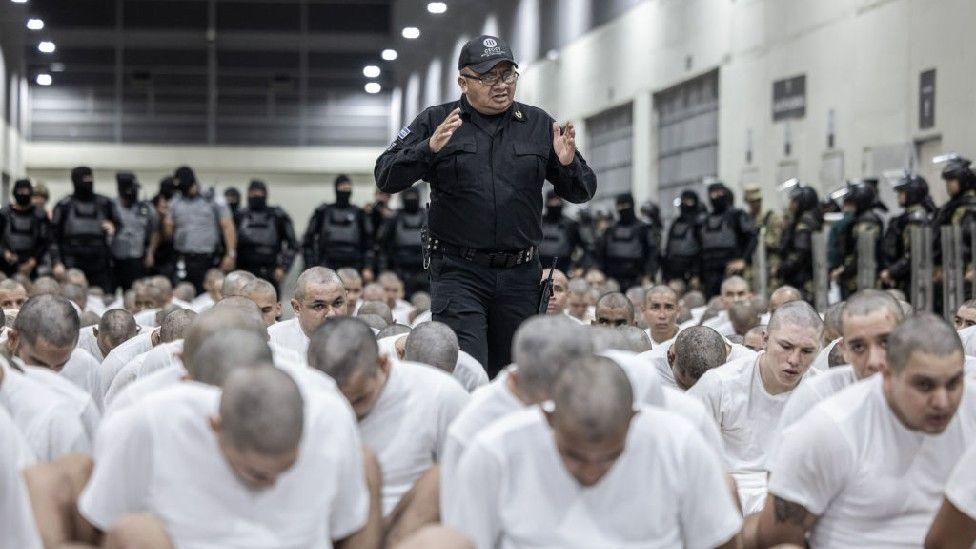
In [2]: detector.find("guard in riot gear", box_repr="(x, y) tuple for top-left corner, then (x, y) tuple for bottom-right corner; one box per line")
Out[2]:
(302, 174), (373, 271)
(111, 172), (159, 292)
(664, 190), (704, 286)
(935, 155), (976, 231)
(51, 167), (121, 292)
(832, 181), (884, 298)
(0, 179), (51, 277)
(235, 180), (298, 290)
(879, 174), (935, 296)
(538, 190), (584, 273)
(378, 186), (428, 295)
(775, 182), (822, 301)
(597, 192), (659, 289)
(699, 182), (757, 298)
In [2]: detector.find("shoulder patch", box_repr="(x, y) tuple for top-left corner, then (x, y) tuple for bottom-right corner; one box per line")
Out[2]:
(396, 126), (411, 141)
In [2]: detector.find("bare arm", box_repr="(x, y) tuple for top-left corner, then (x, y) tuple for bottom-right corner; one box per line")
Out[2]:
(926, 497), (976, 549)
(335, 447), (383, 549)
(743, 493), (818, 549)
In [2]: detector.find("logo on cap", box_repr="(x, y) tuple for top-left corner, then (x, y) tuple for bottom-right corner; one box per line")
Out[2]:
(483, 38), (498, 48)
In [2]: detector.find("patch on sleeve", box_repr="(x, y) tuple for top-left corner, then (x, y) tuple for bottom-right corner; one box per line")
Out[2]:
(397, 126), (411, 140)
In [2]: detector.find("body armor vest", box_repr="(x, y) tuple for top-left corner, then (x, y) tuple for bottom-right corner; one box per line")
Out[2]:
(606, 224), (643, 261)
(667, 219), (700, 258)
(238, 209), (280, 261)
(5, 211), (36, 253)
(539, 219), (572, 259)
(701, 212), (738, 252)
(320, 207), (361, 256)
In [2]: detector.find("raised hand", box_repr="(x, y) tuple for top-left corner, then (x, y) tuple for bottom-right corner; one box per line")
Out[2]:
(429, 108), (462, 154)
(553, 122), (577, 166)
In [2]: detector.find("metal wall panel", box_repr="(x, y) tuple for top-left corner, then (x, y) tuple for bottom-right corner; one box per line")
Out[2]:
(585, 102), (633, 208)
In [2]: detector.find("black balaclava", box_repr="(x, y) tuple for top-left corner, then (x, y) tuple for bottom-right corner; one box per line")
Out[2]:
(616, 192), (636, 224)
(225, 187), (242, 214)
(71, 166), (94, 201)
(335, 174), (352, 208)
(159, 177), (176, 200)
(544, 190), (562, 222)
(707, 182), (732, 214)
(641, 200), (661, 228)
(116, 172), (139, 204)
(402, 187), (420, 213)
(12, 179), (32, 208)
(247, 180), (267, 211)
(174, 166), (197, 196)
(679, 190), (700, 218)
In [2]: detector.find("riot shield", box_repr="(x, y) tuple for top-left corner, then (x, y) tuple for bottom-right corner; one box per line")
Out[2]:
(812, 231), (829, 312)
(856, 231), (877, 291)
(942, 225), (965, 319)
(752, 227), (768, 301)
(909, 226), (933, 313)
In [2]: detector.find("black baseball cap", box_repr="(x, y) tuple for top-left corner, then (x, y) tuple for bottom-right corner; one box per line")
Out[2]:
(457, 35), (517, 74)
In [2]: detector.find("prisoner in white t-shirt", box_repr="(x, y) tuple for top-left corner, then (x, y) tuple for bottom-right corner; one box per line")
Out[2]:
(926, 439), (976, 547)
(754, 313), (974, 548)
(690, 301), (823, 513)
(273, 266), (349, 356)
(445, 356), (741, 549)
(79, 371), (369, 548)
(0, 406), (42, 549)
(646, 325), (730, 391)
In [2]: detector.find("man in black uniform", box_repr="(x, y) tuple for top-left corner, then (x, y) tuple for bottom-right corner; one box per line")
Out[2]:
(151, 177), (178, 282)
(775, 183), (822, 301)
(832, 180), (884, 298)
(111, 172), (158, 292)
(378, 186), (427, 295)
(880, 174), (934, 295)
(935, 155), (976, 243)
(302, 175), (373, 271)
(538, 190), (584, 273)
(0, 179), (51, 278)
(597, 192), (658, 289)
(50, 167), (120, 292)
(699, 182), (756, 298)
(223, 187), (241, 217)
(235, 179), (298, 290)
(664, 190), (704, 287)
(374, 35), (597, 376)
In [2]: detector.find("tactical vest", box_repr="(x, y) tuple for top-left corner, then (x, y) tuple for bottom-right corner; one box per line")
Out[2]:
(320, 207), (361, 255)
(112, 202), (153, 259)
(606, 225), (643, 261)
(65, 200), (106, 250)
(539, 219), (571, 259)
(238, 209), (280, 261)
(667, 219), (700, 258)
(5, 210), (37, 253)
(701, 212), (738, 252)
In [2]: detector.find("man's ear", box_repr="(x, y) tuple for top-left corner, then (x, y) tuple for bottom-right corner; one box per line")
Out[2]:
(274, 302), (283, 320)
(92, 327), (99, 338)
(378, 354), (391, 375)
(543, 408), (557, 429)
(5, 329), (18, 355)
(666, 348), (676, 367)
(209, 415), (222, 435)
(290, 298), (300, 312)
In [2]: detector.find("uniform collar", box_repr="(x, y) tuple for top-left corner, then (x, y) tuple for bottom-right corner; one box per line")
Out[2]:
(457, 95), (526, 124)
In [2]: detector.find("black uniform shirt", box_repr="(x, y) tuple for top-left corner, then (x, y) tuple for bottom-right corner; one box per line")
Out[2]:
(375, 95), (597, 251)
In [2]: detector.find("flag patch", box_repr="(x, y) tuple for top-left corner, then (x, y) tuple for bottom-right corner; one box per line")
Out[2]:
(397, 126), (411, 140)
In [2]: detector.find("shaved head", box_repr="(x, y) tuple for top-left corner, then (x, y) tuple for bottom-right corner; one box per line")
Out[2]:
(307, 316), (378, 385)
(669, 326), (727, 389)
(594, 292), (634, 327)
(512, 315), (592, 401)
(769, 300), (824, 339)
(842, 289), (904, 331)
(96, 309), (139, 354)
(550, 355), (634, 443)
(221, 270), (257, 298)
(617, 325), (652, 352)
(886, 313), (962, 374)
(15, 295), (79, 348)
(159, 308), (197, 343)
(188, 329), (273, 386)
(218, 367), (303, 455)
(404, 321), (459, 373)
(183, 306), (267, 376)
(587, 326), (631, 352)
(357, 300), (394, 326)
(768, 286), (803, 313)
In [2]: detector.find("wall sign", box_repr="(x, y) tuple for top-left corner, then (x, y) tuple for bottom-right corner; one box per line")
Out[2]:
(919, 69), (936, 129)
(772, 74), (806, 121)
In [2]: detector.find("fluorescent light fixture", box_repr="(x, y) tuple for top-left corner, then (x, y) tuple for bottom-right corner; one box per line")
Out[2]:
(26, 18), (43, 30)
(11, 0), (28, 4)
(38, 41), (55, 53)
(381, 49), (398, 61)
(427, 2), (447, 14)
(365, 82), (381, 94)
(36, 74), (51, 86)
(402, 27), (420, 39)
(363, 65), (381, 78)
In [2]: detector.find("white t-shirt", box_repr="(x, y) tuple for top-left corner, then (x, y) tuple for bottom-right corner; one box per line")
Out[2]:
(945, 440), (976, 521)
(453, 350), (489, 392)
(643, 328), (677, 350)
(190, 292), (216, 313)
(96, 331), (155, 407)
(79, 382), (369, 548)
(810, 338), (840, 371)
(359, 361), (470, 515)
(960, 325), (976, 357)
(22, 365), (101, 442)
(269, 318), (309, 356)
(376, 335), (402, 362)
(102, 347), (155, 409)
(777, 365), (858, 434)
(60, 348), (104, 401)
(0, 359), (90, 461)
(599, 350), (665, 405)
(76, 325), (104, 362)
(689, 352), (817, 513)
(645, 353), (679, 390)
(0, 406), (42, 549)
(410, 309), (432, 328)
(445, 408), (741, 549)
(702, 310), (736, 337)
(769, 375), (976, 548)
(562, 310), (587, 324)
(133, 308), (160, 328)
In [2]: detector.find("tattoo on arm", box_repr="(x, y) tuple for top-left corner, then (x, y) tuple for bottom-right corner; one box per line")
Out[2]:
(773, 496), (809, 526)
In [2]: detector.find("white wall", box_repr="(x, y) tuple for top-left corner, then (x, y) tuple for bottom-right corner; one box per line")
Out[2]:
(24, 142), (387, 233)
(431, 0), (976, 211)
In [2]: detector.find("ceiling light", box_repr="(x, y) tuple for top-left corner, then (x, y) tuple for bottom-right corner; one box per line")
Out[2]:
(401, 27), (420, 39)
(381, 49), (398, 61)
(10, 0), (28, 4)
(35, 74), (51, 86)
(50, 62), (65, 72)
(365, 82), (381, 94)
(26, 18), (43, 30)
(427, 2), (447, 14)
(363, 65), (381, 78)
(37, 41), (55, 53)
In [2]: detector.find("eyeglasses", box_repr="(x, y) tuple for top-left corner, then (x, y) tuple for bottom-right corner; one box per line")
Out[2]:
(461, 70), (519, 87)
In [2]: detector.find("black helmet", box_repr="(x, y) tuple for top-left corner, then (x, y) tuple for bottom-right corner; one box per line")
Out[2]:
(641, 200), (661, 226)
(939, 154), (976, 193)
(892, 174), (929, 207)
(790, 185), (820, 215)
(843, 180), (876, 213)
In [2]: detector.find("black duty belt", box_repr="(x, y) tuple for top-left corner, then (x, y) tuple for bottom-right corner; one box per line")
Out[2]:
(431, 237), (535, 269)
